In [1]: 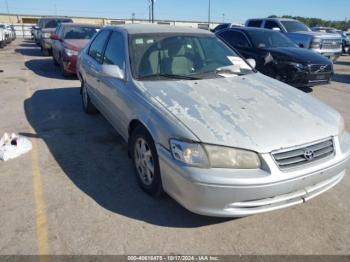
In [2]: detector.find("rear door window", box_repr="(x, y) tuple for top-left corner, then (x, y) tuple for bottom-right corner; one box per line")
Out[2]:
(264, 20), (281, 30)
(88, 30), (110, 64)
(247, 20), (263, 28)
(218, 30), (251, 48)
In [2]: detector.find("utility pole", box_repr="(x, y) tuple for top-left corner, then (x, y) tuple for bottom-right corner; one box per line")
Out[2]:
(222, 13), (225, 23)
(5, 0), (12, 24)
(132, 12), (135, 24)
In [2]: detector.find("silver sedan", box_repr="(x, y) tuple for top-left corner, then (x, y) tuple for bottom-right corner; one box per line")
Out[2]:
(77, 24), (350, 217)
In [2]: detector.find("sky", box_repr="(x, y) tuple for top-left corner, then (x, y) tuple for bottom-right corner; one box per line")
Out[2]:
(0, 0), (349, 23)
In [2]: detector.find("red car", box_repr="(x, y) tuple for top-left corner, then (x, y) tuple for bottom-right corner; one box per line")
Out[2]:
(51, 23), (101, 77)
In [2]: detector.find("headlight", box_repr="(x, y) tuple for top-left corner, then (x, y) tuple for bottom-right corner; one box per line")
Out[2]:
(288, 62), (305, 70)
(64, 48), (79, 56)
(170, 140), (209, 167)
(310, 38), (321, 49)
(339, 116), (345, 143)
(170, 139), (261, 169)
(205, 145), (261, 169)
(42, 32), (51, 39)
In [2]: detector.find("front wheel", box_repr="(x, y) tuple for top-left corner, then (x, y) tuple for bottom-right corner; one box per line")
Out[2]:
(131, 126), (163, 197)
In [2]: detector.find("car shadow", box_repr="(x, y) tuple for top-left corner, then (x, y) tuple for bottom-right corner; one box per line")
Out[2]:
(296, 86), (313, 93)
(25, 58), (77, 80)
(15, 47), (43, 57)
(20, 43), (39, 48)
(332, 73), (350, 85)
(23, 87), (232, 228)
(335, 60), (350, 66)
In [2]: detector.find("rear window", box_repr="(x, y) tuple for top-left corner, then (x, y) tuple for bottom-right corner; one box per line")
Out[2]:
(247, 20), (263, 28)
(64, 26), (100, 40)
(41, 19), (73, 29)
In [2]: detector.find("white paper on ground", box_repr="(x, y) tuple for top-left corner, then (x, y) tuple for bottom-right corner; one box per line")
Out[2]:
(0, 133), (32, 162)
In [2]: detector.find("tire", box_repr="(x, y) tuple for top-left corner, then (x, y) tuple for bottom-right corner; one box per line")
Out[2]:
(81, 81), (98, 114)
(0, 41), (4, 48)
(53, 55), (59, 66)
(41, 47), (50, 56)
(60, 60), (70, 78)
(130, 126), (163, 197)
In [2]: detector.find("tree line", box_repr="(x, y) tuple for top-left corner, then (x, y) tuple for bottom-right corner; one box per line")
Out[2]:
(268, 15), (350, 30)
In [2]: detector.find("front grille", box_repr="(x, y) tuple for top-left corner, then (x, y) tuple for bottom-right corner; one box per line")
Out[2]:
(309, 64), (332, 73)
(321, 39), (342, 50)
(272, 138), (335, 170)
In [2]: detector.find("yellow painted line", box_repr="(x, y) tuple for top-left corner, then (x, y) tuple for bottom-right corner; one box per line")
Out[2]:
(24, 57), (50, 259)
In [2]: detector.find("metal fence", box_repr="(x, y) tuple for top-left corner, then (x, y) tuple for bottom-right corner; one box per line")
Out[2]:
(12, 24), (34, 38)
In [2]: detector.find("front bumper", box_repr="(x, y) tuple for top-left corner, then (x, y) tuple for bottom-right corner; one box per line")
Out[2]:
(157, 133), (350, 217)
(275, 63), (333, 88)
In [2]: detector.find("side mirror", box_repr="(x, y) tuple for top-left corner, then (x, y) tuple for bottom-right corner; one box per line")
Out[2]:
(101, 64), (125, 80)
(298, 43), (304, 48)
(50, 34), (60, 40)
(272, 27), (281, 31)
(246, 58), (256, 69)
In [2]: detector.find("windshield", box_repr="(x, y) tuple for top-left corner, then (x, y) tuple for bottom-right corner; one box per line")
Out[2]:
(64, 27), (100, 39)
(247, 30), (297, 48)
(281, 21), (310, 32)
(129, 34), (253, 80)
(41, 19), (72, 29)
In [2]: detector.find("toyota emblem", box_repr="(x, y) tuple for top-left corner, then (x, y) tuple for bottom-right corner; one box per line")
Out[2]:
(304, 150), (315, 161)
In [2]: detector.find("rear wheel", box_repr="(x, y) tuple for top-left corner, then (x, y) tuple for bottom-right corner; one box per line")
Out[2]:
(131, 126), (163, 197)
(81, 81), (98, 114)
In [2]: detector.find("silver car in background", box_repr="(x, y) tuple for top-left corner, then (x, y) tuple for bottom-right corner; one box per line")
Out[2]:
(77, 24), (350, 217)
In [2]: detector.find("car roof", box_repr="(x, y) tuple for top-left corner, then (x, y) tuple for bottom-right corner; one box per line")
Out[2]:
(218, 27), (278, 33)
(247, 18), (297, 22)
(60, 23), (101, 28)
(104, 24), (213, 35)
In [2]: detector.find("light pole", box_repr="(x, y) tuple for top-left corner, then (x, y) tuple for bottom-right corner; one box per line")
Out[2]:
(208, 0), (211, 27)
(148, 0), (155, 23)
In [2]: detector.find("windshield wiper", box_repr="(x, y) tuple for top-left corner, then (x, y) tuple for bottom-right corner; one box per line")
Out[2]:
(139, 73), (201, 80)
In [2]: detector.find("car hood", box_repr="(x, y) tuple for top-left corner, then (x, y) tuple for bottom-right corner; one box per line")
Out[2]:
(291, 31), (341, 39)
(136, 73), (340, 153)
(63, 39), (90, 51)
(264, 47), (331, 64)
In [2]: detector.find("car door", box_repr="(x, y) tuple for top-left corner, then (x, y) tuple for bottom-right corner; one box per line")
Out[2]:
(217, 30), (254, 58)
(83, 30), (110, 107)
(99, 31), (128, 134)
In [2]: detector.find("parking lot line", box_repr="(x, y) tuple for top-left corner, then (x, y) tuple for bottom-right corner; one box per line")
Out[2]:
(25, 65), (50, 259)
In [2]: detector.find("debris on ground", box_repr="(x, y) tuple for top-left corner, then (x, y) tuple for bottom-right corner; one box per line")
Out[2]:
(0, 133), (32, 161)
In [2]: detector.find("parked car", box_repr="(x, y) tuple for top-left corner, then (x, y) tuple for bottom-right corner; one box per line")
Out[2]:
(77, 24), (350, 217)
(51, 23), (101, 77)
(36, 17), (73, 56)
(212, 23), (244, 33)
(0, 24), (12, 44)
(245, 18), (343, 61)
(216, 27), (334, 87)
(312, 27), (350, 54)
(0, 25), (6, 48)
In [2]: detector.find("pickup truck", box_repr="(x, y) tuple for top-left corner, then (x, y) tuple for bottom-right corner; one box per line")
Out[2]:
(35, 17), (73, 55)
(245, 18), (343, 61)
